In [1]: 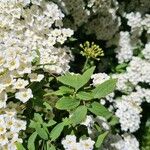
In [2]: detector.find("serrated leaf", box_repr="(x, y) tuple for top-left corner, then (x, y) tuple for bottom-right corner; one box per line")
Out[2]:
(27, 132), (37, 150)
(50, 122), (65, 141)
(92, 79), (117, 99)
(36, 124), (48, 140)
(76, 91), (94, 100)
(71, 106), (87, 125)
(95, 131), (108, 148)
(16, 142), (26, 150)
(88, 102), (112, 119)
(56, 97), (80, 110)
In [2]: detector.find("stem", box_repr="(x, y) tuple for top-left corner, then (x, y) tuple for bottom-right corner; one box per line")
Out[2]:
(82, 57), (89, 72)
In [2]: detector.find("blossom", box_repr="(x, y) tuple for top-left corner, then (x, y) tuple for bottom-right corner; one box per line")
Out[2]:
(80, 138), (95, 150)
(91, 73), (110, 86)
(15, 88), (33, 103)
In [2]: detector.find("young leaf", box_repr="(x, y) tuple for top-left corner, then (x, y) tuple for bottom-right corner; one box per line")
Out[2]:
(50, 122), (65, 141)
(71, 106), (87, 125)
(95, 131), (108, 148)
(92, 79), (117, 99)
(36, 124), (48, 140)
(88, 102), (112, 119)
(76, 91), (94, 101)
(16, 143), (26, 150)
(27, 132), (37, 150)
(55, 97), (80, 110)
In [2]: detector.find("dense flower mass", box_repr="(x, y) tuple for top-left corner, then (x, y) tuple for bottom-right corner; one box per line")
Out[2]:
(0, 0), (150, 150)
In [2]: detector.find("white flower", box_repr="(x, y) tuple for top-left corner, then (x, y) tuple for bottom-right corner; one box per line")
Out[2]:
(142, 42), (150, 60)
(4, 58), (20, 71)
(11, 119), (26, 133)
(112, 134), (139, 150)
(115, 100), (141, 132)
(62, 135), (77, 149)
(0, 125), (6, 135)
(0, 91), (7, 108)
(28, 73), (44, 82)
(13, 79), (29, 89)
(91, 73), (110, 86)
(80, 138), (95, 150)
(15, 88), (33, 103)
(0, 135), (8, 146)
(116, 32), (133, 63)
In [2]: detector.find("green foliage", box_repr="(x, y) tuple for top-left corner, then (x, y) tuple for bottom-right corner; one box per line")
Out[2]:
(50, 122), (65, 141)
(88, 102), (112, 119)
(95, 131), (109, 148)
(27, 132), (37, 150)
(24, 67), (117, 150)
(92, 79), (117, 99)
(70, 106), (87, 125)
(55, 97), (80, 110)
(57, 66), (95, 91)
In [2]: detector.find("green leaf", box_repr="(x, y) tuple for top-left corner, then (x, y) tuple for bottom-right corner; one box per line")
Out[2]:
(59, 86), (74, 94)
(76, 91), (94, 101)
(71, 106), (87, 125)
(43, 120), (57, 127)
(16, 142), (26, 150)
(27, 132), (37, 150)
(57, 67), (95, 91)
(55, 97), (80, 110)
(95, 131), (108, 148)
(48, 144), (56, 150)
(43, 102), (52, 110)
(36, 124), (48, 140)
(50, 122), (65, 141)
(109, 115), (119, 126)
(80, 66), (95, 88)
(88, 102), (112, 119)
(34, 113), (43, 124)
(57, 73), (81, 91)
(92, 79), (117, 99)
(29, 120), (39, 129)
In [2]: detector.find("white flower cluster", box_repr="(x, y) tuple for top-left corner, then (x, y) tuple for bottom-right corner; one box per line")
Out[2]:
(125, 12), (150, 34)
(91, 73), (110, 86)
(142, 42), (150, 61)
(0, 104), (26, 150)
(61, 0), (120, 40)
(115, 100), (141, 132)
(116, 32), (133, 64)
(112, 134), (139, 150)
(0, 0), (74, 107)
(0, 0), (73, 74)
(62, 135), (95, 150)
(81, 115), (110, 136)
